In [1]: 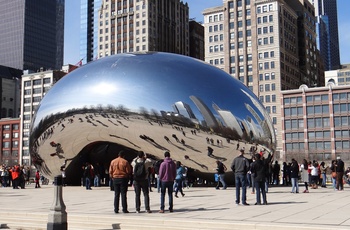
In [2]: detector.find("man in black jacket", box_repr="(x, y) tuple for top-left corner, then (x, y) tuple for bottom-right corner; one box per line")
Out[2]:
(251, 154), (268, 205)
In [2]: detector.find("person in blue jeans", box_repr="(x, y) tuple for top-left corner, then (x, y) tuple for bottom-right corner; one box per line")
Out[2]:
(215, 160), (227, 189)
(290, 158), (299, 193)
(231, 148), (250, 205)
(158, 151), (176, 213)
(250, 154), (268, 205)
(175, 161), (186, 197)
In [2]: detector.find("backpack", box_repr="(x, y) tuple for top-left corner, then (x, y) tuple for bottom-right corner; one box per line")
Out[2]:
(133, 161), (146, 180)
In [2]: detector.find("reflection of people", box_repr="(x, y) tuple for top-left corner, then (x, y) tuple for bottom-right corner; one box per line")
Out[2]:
(215, 161), (227, 190)
(207, 146), (213, 156)
(158, 151), (176, 213)
(131, 151), (153, 213)
(231, 148), (250, 205)
(109, 150), (132, 214)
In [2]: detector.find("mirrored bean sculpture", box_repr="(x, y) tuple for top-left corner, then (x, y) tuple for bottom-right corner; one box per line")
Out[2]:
(30, 52), (276, 185)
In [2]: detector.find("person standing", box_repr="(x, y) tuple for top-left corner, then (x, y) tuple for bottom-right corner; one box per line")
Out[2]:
(35, 170), (41, 188)
(231, 148), (250, 205)
(158, 151), (176, 213)
(330, 160), (337, 190)
(215, 160), (227, 190)
(131, 151), (153, 213)
(319, 162), (327, 188)
(84, 162), (94, 190)
(250, 153), (267, 205)
(300, 159), (309, 193)
(109, 150), (132, 214)
(290, 158), (299, 193)
(272, 161), (280, 185)
(335, 156), (345, 191)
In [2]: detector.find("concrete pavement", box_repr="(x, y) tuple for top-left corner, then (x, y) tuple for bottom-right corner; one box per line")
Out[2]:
(0, 182), (350, 230)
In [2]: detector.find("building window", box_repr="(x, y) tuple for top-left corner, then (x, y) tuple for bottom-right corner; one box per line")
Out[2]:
(271, 72), (275, 79)
(272, 95), (276, 102)
(273, 117), (277, 124)
(271, 83), (276, 91)
(33, 79), (42, 85)
(248, 75), (253, 82)
(12, 141), (18, 148)
(257, 6), (261, 14)
(44, 78), (51, 84)
(3, 142), (10, 148)
(33, 88), (41, 94)
(272, 106), (276, 113)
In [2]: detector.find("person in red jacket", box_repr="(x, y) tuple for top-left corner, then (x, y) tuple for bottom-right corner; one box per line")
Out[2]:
(10, 165), (20, 189)
(35, 170), (41, 188)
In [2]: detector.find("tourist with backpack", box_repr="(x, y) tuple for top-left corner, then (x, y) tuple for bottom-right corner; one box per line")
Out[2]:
(131, 151), (154, 213)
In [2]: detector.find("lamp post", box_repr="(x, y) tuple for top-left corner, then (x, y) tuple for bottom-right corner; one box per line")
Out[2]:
(47, 175), (67, 230)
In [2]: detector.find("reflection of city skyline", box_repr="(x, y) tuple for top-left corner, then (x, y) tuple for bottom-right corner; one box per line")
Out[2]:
(189, 95), (219, 128)
(212, 103), (244, 136)
(241, 89), (276, 143)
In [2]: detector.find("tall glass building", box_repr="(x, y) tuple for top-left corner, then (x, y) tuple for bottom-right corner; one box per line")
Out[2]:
(312, 0), (340, 70)
(0, 0), (65, 71)
(80, 0), (102, 65)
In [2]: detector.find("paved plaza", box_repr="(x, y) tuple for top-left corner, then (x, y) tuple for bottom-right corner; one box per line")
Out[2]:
(1, 182), (350, 230)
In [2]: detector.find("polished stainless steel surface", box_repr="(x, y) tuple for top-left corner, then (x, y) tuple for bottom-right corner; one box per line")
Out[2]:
(30, 52), (276, 184)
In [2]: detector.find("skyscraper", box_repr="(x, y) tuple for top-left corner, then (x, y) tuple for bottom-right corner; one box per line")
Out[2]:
(97, 0), (189, 58)
(312, 0), (340, 70)
(0, 0), (65, 71)
(80, 0), (102, 65)
(203, 0), (323, 158)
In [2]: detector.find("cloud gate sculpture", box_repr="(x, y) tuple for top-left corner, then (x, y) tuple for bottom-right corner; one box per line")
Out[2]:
(30, 52), (276, 185)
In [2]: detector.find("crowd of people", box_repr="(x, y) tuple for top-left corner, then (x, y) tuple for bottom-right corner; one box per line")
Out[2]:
(2, 148), (350, 214)
(215, 148), (349, 206)
(0, 164), (32, 189)
(0, 164), (49, 189)
(108, 150), (190, 214)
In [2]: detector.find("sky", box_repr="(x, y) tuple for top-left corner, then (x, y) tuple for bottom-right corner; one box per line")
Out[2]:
(64, 0), (350, 65)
